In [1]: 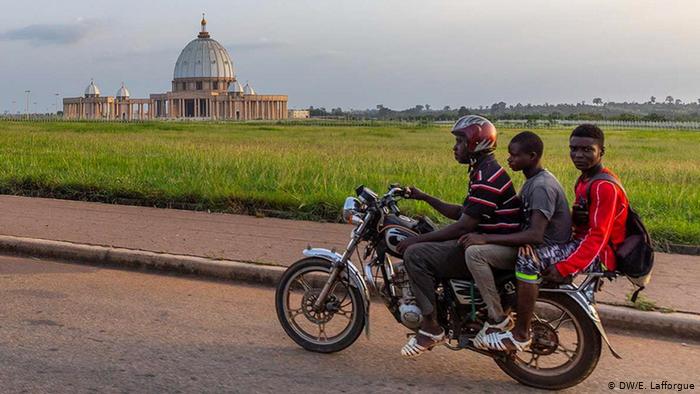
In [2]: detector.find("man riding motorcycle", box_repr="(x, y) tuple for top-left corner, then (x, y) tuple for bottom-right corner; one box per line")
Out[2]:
(396, 115), (521, 357)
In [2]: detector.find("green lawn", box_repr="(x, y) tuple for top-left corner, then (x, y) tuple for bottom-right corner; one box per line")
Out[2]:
(0, 120), (698, 246)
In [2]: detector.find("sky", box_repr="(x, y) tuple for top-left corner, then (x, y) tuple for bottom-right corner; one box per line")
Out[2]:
(1, 0), (699, 113)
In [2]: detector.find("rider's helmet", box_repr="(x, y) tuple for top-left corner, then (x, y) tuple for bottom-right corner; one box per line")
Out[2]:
(451, 115), (497, 154)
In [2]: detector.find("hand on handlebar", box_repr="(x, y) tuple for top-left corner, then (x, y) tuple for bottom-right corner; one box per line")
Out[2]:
(404, 185), (427, 201)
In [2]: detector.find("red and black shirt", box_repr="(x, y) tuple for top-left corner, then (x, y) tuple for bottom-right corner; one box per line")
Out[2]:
(462, 154), (521, 234)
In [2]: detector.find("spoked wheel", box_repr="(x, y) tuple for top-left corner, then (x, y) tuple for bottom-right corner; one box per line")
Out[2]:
(495, 292), (602, 390)
(275, 258), (365, 353)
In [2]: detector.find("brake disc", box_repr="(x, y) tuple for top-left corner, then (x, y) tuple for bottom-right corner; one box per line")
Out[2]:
(301, 290), (337, 324)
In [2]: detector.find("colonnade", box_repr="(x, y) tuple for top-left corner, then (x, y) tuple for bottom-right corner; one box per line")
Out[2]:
(64, 96), (288, 121)
(63, 99), (153, 120)
(151, 96), (287, 120)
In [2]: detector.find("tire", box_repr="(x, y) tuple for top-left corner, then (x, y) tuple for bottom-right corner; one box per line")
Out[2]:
(275, 258), (365, 353)
(495, 292), (602, 390)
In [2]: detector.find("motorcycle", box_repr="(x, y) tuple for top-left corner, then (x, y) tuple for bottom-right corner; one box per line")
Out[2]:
(275, 184), (621, 390)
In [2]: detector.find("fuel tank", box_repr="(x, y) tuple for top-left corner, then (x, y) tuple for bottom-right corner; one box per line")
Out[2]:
(380, 214), (437, 258)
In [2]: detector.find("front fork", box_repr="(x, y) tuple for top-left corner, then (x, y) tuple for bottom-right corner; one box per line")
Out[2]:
(312, 225), (365, 310)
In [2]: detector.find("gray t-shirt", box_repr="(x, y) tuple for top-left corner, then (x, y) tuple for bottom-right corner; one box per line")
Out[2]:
(519, 169), (572, 245)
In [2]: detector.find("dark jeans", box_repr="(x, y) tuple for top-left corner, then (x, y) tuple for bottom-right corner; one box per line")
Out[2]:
(403, 240), (469, 316)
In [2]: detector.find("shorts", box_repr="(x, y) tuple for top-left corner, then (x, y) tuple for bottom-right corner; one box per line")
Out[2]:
(515, 239), (601, 284)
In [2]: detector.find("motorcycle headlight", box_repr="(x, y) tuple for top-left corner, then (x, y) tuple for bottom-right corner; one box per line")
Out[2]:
(342, 197), (363, 224)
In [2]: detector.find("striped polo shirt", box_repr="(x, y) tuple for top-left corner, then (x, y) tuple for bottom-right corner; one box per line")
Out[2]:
(462, 154), (521, 234)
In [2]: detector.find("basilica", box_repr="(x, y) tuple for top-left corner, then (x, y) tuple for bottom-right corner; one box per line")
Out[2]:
(63, 16), (288, 120)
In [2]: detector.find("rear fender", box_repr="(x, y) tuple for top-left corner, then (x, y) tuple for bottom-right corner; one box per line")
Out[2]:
(540, 286), (622, 359)
(302, 248), (372, 337)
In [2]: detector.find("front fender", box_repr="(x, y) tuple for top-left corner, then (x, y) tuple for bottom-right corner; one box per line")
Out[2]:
(541, 286), (621, 359)
(302, 248), (372, 337)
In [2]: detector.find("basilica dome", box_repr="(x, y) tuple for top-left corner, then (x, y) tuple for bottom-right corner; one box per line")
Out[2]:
(116, 82), (130, 99)
(173, 17), (234, 80)
(84, 80), (101, 97)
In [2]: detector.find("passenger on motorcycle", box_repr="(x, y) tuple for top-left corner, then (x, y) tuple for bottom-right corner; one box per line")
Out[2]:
(479, 124), (629, 352)
(396, 115), (521, 357)
(459, 131), (572, 350)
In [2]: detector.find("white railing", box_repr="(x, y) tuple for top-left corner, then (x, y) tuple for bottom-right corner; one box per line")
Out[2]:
(2, 116), (700, 130)
(494, 119), (700, 130)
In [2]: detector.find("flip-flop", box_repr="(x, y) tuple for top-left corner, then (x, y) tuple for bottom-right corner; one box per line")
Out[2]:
(401, 329), (446, 358)
(481, 330), (531, 352)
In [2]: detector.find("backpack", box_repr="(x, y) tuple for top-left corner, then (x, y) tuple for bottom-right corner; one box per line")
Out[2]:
(580, 172), (654, 302)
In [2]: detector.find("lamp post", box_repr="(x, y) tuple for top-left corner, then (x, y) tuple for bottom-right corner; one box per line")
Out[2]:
(24, 90), (30, 119)
(55, 93), (60, 117)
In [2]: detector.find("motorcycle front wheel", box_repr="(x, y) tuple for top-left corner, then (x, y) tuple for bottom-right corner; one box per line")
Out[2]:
(495, 292), (602, 390)
(275, 258), (365, 353)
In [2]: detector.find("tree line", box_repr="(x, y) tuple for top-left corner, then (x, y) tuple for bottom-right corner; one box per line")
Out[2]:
(308, 97), (700, 121)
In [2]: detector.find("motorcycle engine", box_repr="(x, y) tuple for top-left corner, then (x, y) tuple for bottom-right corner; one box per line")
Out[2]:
(392, 262), (423, 329)
(399, 303), (422, 329)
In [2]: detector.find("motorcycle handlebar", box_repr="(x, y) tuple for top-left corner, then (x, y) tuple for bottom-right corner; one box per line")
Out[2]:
(385, 187), (405, 198)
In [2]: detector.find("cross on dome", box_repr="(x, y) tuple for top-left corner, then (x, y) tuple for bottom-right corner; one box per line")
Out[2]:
(198, 13), (210, 38)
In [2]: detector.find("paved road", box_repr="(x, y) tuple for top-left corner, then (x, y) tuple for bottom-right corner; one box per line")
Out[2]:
(0, 195), (697, 314)
(1, 255), (698, 393)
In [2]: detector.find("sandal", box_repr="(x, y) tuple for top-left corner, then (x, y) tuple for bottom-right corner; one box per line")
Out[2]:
(401, 329), (446, 358)
(472, 314), (515, 350)
(481, 330), (531, 352)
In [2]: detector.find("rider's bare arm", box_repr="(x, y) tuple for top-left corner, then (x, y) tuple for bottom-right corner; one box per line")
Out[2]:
(406, 186), (462, 221)
(412, 213), (479, 244)
(421, 195), (463, 221)
(481, 210), (549, 246)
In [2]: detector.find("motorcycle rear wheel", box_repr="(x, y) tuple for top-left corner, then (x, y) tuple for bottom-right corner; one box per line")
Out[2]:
(275, 258), (365, 353)
(495, 292), (602, 390)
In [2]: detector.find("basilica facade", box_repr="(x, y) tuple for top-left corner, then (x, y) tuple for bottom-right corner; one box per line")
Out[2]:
(63, 17), (288, 121)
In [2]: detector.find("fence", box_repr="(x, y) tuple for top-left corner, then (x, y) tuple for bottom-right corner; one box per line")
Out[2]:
(0, 116), (430, 128)
(2, 116), (700, 130)
(493, 119), (700, 131)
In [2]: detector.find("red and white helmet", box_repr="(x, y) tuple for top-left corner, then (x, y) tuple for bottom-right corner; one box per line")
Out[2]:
(451, 115), (497, 153)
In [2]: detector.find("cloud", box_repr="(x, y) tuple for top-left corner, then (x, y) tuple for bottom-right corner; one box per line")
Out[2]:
(227, 37), (288, 52)
(0, 19), (99, 46)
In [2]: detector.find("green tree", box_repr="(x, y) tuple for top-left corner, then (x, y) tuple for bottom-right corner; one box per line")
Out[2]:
(457, 106), (469, 117)
(490, 101), (507, 113)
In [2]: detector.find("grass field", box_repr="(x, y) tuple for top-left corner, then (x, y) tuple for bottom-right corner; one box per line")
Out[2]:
(0, 120), (698, 247)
